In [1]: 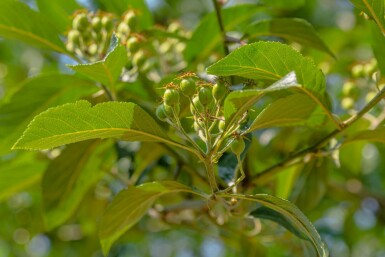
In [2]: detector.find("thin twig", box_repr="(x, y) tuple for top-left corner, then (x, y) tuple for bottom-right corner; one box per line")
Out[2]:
(212, 0), (229, 56)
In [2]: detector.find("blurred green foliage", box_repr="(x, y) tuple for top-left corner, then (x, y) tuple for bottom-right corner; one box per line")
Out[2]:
(1, 0), (385, 257)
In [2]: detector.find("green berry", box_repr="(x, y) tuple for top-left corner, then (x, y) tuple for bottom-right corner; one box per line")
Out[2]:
(198, 87), (213, 106)
(68, 30), (81, 45)
(218, 120), (226, 131)
(91, 17), (102, 32)
(364, 61), (377, 77)
(164, 89), (180, 106)
(117, 22), (130, 35)
(190, 96), (204, 114)
(156, 104), (168, 121)
(212, 82), (227, 102)
(164, 103), (180, 117)
(341, 97), (354, 110)
(73, 13), (89, 31)
(88, 43), (98, 55)
(101, 16), (113, 31)
(352, 64), (365, 78)
(132, 51), (146, 68)
(231, 138), (245, 155)
(124, 11), (137, 30)
(342, 81), (359, 99)
(180, 78), (196, 96)
(126, 37), (140, 53)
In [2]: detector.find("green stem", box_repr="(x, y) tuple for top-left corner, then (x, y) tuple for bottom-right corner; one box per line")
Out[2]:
(249, 85), (385, 185)
(203, 157), (219, 194)
(211, 0), (229, 56)
(100, 83), (116, 101)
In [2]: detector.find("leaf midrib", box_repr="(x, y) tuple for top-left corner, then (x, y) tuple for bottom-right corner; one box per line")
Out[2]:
(362, 0), (385, 35)
(0, 24), (65, 53)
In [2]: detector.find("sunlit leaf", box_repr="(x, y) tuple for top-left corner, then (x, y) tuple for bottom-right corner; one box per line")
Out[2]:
(248, 93), (321, 132)
(207, 42), (339, 128)
(350, 0), (385, 34)
(98, 0), (153, 29)
(0, 0), (67, 53)
(0, 74), (96, 154)
(99, 181), (205, 255)
(68, 35), (127, 88)
(13, 100), (190, 153)
(244, 18), (334, 57)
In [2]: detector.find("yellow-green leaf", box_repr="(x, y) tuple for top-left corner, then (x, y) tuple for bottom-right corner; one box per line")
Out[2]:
(99, 181), (205, 255)
(13, 100), (189, 152)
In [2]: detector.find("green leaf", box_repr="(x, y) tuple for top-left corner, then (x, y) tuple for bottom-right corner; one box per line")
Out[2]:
(0, 74), (96, 154)
(13, 100), (190, 153)
(43, 140), (115, 230)
(99, 181), (205, 255)
(184, 4), (261, 63)
(222, 193), (329, 257)
(207, 42), (339, 128)
(36, 0), (80, 32)
(98, 0), (153, 29)
(344, 126), (385, 144)
(68, 36), (127, 88)
(0, 153), (47, 202)
(371, 23), (385, 76)
(261, 0), (305, 10)
(248, 93), (320, 132)
(350, 0), (385, 35)
(250, 206), (309, 240)
(0, 0), (67, 53)
(292, 158), (330, 212)
(244, 18), (335, 57)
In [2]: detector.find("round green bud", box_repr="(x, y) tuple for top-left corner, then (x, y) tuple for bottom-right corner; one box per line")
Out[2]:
(66, 42), (75, 52)
(164, 103), (180, 117)
(218, 120), (226, 132)
(132, 50), (146, 68)
(164, 89), (180, 106)
(231, 138), (245, 155)
(342, 81), (359, 98)
(101, 16), (113, 31)
(180, 78), (196, 96)
(73, 13), (89, 31)
(91, 16), (102, 32)
(190, 96), (204, 114)
(364, 61), (377, 77)
(352, 64), (365, 78)
(365, 91), (377, 104)
(124, 11), (137, 30)
(156, 104), (168, 121)
(212, 82), (228, 102)
(341, 97), (354, 110)
(88, 43), (98, 55)
(198, 87), (213, 106)
(168, 22), (181, 34)
(68, 30), (81, 45)
(126, 37), (140, 53)
(117, 22), (130, 35)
